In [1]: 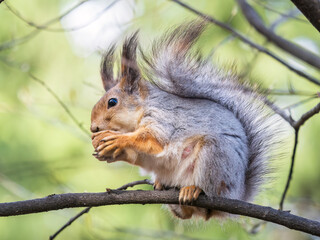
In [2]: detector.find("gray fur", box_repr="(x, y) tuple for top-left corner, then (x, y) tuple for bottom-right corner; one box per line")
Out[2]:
(99, 22), (284, 210)
(142, 83), (249, 199)
(143, 22), (282, 201)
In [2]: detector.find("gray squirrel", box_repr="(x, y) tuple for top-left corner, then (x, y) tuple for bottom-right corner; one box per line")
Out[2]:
(91, 22), (283, 220)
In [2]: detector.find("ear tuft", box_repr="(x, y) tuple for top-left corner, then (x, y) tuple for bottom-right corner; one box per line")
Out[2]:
(120, 31), (140, 94)
(100, 45), (117, 91)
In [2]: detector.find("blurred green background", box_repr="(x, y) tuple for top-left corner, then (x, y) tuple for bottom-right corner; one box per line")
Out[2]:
(0, 0), (319, 239)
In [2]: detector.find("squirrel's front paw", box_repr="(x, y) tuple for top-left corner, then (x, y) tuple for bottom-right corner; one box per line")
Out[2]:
(92, 130), (119, 149)
(96, 133), (130, 159)
(179, 186), (202, 204)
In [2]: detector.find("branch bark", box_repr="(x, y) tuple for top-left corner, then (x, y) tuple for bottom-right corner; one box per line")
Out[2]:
(291, 0), (320, 33)
(50, 179), (153, 240)
(237, 0), (320, 70)
(1, 190), (320, 237)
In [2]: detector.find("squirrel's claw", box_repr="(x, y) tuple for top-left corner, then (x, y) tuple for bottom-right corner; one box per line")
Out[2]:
(91, 130), (118, 141)
(113, 148), (122, 158)
(153, 179), (164, 190)
(179, 186), (202, 204)
(100, 135), (118, 142)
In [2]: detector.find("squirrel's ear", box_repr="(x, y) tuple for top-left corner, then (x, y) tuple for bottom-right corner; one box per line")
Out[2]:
(100, 45), (117, 91)
(119, 32), (140, 94)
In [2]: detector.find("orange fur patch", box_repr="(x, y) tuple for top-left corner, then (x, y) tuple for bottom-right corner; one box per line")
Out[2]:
(126, 126), (163, 154)
(171, 206), (194, 219)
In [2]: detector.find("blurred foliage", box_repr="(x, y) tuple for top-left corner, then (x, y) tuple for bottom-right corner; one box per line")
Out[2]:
(0, 0), (319, 239)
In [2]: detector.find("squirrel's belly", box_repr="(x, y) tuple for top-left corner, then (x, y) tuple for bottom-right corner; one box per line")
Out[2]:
(153, 136), (205, 188)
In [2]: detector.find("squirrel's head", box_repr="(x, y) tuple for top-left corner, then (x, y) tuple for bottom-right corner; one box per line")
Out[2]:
(91, 32), (145, 133)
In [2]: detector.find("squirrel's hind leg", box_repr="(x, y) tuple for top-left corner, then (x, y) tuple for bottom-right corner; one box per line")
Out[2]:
(169, 205), (219, 220)
(168, 205), (195, 219)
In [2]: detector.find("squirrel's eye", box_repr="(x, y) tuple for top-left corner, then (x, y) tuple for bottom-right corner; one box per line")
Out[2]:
(108, 98), (118, 108)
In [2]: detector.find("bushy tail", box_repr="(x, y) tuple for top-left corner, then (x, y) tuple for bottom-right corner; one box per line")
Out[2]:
(143, 21), (284, 201)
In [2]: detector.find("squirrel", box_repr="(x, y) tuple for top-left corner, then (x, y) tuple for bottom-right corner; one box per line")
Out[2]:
(91, 22), (283, 220)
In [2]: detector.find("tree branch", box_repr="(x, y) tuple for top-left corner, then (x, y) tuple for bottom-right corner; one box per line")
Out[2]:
(237, 0), (320, 70)
(1, 190), (320, 236)
(50, 179), (153, 240)
(290, 0), (320, 33)
(292, 102), (320, 129)
(170, 0), (320, 86)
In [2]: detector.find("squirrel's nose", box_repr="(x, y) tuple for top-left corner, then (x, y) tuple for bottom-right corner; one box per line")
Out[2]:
(90, 124), (100, 133)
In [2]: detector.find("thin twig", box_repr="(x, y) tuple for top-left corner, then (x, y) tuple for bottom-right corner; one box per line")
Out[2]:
(283, 96), (318, 110)
(0, 30), (40, 51)
(263, 98), (294, 125)
(5, 0), (121, 32)
(269, 9), (301, 31)
(56, 0), (120, 32)
(0, 58), (91, 137)
(0, 0), (90, 50)
(170, 0), (320, 86)
(266, 89), (316, 97)
(28, 73), (91, 137)
(4, 0), (90, 31)
(237, 0), (320, 70)
(115, 179), (153, 190)
(206, 35), (235, 59)
(49, 179), (153, 240)
(1, 189), (320, 237)
(280, 129), (299, 210)
(280, 101), (320, 210)
(292, 102), (320, 129)
(252, 0), (307, 23)
(49, 207), (91, 240)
